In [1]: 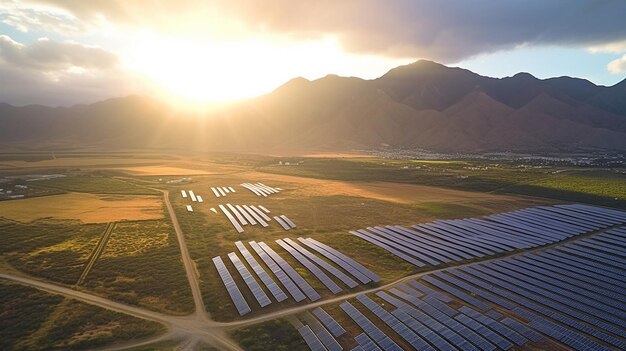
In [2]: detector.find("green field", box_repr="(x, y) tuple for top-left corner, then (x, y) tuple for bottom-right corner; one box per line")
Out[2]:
(37, 175), (160, 195)
(83, 217), (194, 314)
(0, 219), (105, 284)
(259, 157), (626, 208)
(0, 281), (166, 351)
(232, 319), (307, 351)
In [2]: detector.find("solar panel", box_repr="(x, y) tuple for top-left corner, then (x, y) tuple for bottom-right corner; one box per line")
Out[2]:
(211, 187), (220, 197)
(258, 205), (270, 213)
(487, 261), (626, 325)
(301, 312), (342, 351)
(376, 291), (482, 351)
(391, 225), (478, 259)
(281, 215), (297, 228)
(227, 203), (248, 226)
(356, 294), (434, 351)
(459, 306), (527, 346)
(196, 195), (203, 203)
(222, 187), (230, 194)
(421, 275), (490, 310)
(340, 301), (402, 351)
(300, 237), (380, 283)
(186, 205), (193, 212)
(452, 266), (626, 348)
(235, 241), (287, 302)
(181, 190), (187, 198)
(218, 187), (226, 197)
(384, 226), (466, 261)
(365, 227), (444, 264)
(258, 241), (320, 301)
(297, 238), (370, 284)
(212, 256), (251, 316)
(312, 307), (346, 337)
(405, 279), (452, 303)
(390, 308), (457, 351)
(355, 333), (381, 351)
(189, 190), (197, 202)
(276, 239), (342, 294)
(243, 205), (268, 227)
(250, 205), (271, 222)
(298, 325), (327, 351)
(274, 216), (291, 230)
(219, 204), (244, 233)
(500, 317), (543, 342)
(350, 230), (426, 267)
(454, 313), (512, 350)
(228, 252), (271, 307)
(466, 264), (626, 340)
(248, 241), (305, 302)
(424, 222), (509, 252)
(422, 295), (458, 317)
(234, 204), (256, 225)
(284, 238), (358, 288)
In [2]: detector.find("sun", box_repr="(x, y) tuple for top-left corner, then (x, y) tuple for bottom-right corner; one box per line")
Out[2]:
(122, 33), (411, 106)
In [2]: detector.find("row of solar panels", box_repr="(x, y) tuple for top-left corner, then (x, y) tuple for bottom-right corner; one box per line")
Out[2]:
(295, 309), (346, 351)
(334, 283), (536, 351)
(295, 223), (625, 351)
(350, 204), (626, 267)
(211, 186), (236, 198)
(181, 189), (203, 203)
(213, 237), (379, 315)
(217, 203), (295, 233)
(241, 182), (281, 197)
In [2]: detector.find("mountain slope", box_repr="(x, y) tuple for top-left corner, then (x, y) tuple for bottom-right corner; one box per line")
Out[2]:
(1, 61), (625, 153)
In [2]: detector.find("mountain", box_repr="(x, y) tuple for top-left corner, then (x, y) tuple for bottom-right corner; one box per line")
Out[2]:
(2, 61), (626, 153)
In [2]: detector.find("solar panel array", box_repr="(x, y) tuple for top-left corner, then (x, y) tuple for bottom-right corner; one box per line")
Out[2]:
(213, 236), (381, 317)
(212, 256), (250, 316)
(291, 208), (624, 351)
(216, 203), (297, 232)
(350, 204), (626, 267)
(298, 237), (380, 284)
(211, 186), (236, 198)
(241, 182), (281, 197)
(300, 312), (343, 351)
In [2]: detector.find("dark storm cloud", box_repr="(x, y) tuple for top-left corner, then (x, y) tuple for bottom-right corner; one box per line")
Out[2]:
(34, 0), (626, 62)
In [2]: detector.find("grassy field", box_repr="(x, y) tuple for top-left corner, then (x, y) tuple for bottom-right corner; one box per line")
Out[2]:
(0, 281), (166, 351)
(83, 217), (195, 314)
(232, 319), (307, 351)
(37, 175), (160, 195)
(258, 157), (626, 208)
(0, 281), (64, 351)
(0, 219), (105, 284)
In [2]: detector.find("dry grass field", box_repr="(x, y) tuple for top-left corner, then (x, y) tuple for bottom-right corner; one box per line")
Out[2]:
(0, 193), (164, 223)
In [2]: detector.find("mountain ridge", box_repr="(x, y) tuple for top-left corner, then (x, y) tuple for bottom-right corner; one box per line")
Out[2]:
(1, 60), (625, 153)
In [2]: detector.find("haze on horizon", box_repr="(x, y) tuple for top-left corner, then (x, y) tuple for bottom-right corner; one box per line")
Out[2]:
(1, 0), (626, 106)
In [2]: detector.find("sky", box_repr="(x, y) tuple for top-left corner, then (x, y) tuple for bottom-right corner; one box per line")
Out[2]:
(1, 0), (626, 106)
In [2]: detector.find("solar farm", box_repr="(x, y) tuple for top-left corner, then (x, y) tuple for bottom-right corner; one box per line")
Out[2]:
(179, 178), (626, 350)
(2, 154), (626, 351)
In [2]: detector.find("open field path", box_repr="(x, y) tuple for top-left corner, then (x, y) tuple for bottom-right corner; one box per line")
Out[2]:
(162, 190), (209, 322)
(76, 222), (116, 285)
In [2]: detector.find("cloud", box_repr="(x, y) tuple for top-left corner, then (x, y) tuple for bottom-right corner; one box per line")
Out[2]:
(0, 2), (85, 35)
(30, 0), (626, 62)
(0, 35), (140, 105)
(0, 35), (117, 70)
(608, 54), (626, 74)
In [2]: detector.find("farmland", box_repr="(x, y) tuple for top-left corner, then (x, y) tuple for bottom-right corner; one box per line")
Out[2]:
(1, 151), (625, 350)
